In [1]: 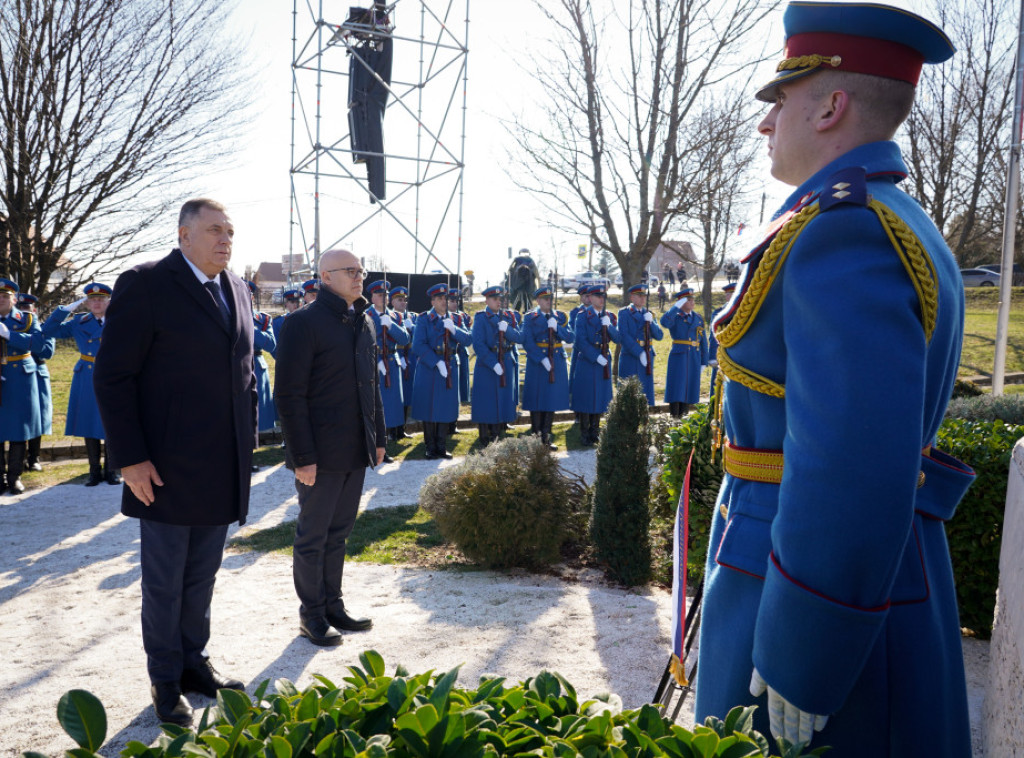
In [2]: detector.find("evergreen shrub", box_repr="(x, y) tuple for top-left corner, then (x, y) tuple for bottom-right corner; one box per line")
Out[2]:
(951, 377), (983, 398)
(946, 392), (1024, 424)
(418, 435), (589, 569)
(592, 377), (651, 585)
(31, 651), (827, 758)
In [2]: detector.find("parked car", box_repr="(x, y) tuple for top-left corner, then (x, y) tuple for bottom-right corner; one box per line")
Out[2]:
(561, 270), (611, 293)
(960, 268), (1000, 287)
(978, 263), (1023, 281)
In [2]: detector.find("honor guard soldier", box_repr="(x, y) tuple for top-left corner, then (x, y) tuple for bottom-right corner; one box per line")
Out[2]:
(470, 285), (523, 446)
(301, 278), (319, 305)
(521, 286), (573, 449)
(707, 281), (736, 399)
(411, 282), (472, 458)
(617, 283), (664, 406)
(0, 279), (48, 494)
(388, 285), (416, 440)
(367, 279), (410, 458)
(17, 293), (54, 472)
(247, 281), (278, 469)
(41, 283), (120, 485)
(694, 5), (973, 756)
(502, 297), (524, 421)
(446, 287), (472, 433)
(271, 288), (303, 357)
(569, 285), (619, 446)
(660, 287), (707, 417)
(567, 284), (592, 423)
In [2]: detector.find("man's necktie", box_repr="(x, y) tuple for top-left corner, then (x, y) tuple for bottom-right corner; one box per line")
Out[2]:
(203, 280), (231, 329)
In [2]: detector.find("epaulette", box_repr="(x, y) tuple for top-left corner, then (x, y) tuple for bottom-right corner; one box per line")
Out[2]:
(256, 313), (271, 330)
(12, 309), (33, 332)
(819, 165), (868, 212)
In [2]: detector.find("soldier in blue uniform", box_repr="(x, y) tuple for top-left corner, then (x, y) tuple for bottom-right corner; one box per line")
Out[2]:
(0, 279), (48, 494)
(617, 283), (664, 406)
(411, 282), (472, 459)
(271, 288), (302, 356)
(569, 285), (619, 446)
(694, 6), (973, 756)
(707, 281), (736, 400)
(301, 278), (318, 305)
(389, 285), (416, 441)
(42, 282), (119, 485)
(502, 297), (524, 426)
(367, 279), (410, 460)
(470, 285), (523, 446)
(247, 281), (278, 472)
(661, 287), (707, 417)
(446, 288), (472, 434)
(17, 293), (54, 472)
(521, 286), (573, 450)
(567, 284), (592, 424)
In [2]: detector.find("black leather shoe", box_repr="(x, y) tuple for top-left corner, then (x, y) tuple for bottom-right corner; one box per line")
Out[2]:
(8, 479), (25, 495)
(180, 660), (245, 698)
(27, 461), (43, 472)
(423, 450), (438, 460)
(85, 468), (103, 487)
(382, 454), (394, 464)
(326, 606), (373, 632)
(151, 682), (193, 726)
(251, 464), (261, 473)
(299, 616), (343, 646)
(105, 469), (122, 485)
(438, 451), (453, 460)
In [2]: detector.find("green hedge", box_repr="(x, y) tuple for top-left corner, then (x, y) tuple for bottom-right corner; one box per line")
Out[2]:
(29, 651), (827, 758)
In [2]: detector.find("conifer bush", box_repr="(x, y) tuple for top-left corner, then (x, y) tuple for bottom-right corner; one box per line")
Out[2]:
(419, 436), (589, 569)
(592, 377), (651, 585)
(946, 391), (1024, 424)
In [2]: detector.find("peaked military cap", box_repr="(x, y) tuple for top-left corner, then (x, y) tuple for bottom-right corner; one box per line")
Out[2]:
(533, 286), (553, 299)
(447, 288), (461, 298)
(628, 283), (648, 294)
(676, 288), (695, 299)
(389, 285), (409, 298)
(84, 282), (112, 298)
(482, 285), (504, 298)
(246, 280), (258, 294)
(367, 279), (391, 294)
(756, 1), (955, 103)
(0, 278), (17, 295)
(426, 282), (449, 298)
(723, 282), (737, 293)
(283, 288), (301, 301)
(302, 279), (319, 294)
(589, 285), (607, 297)
(17, 292), (38, 305)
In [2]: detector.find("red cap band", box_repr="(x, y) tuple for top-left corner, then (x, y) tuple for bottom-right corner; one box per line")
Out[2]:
(785, 31), (925, 85)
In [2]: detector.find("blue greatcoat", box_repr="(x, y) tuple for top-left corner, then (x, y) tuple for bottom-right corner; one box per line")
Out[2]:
(521, 308), (573, 412)
(451, 310), (472, 403)
(42, 308), (108, 439)
(507, 310), (523, 409)
(368, 306), (410, 429)
(0, 308), (45, 442)
(253, 312), (278, 431)
(708, 304), (726, 398)
(30, 323), (56, 436)
(270, 312), (291, 358)
(694, 142), (974, 757)
(410, 309), (472, 423)
(569, 307), (619, 414)
(661, 306), (707, 403)
(394, 309), (418, 409)
(470, 308), (523, 424)
(567, 304), (587, 406)
(616, 304), (664, 405)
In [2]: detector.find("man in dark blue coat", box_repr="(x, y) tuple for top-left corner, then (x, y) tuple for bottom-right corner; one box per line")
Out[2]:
(274, 249), (384, 647)
(94, 198), (255, 727)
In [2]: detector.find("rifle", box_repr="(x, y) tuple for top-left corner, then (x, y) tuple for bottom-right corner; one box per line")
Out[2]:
(380, 308), (391, 389)
(547, 311), (556, 384)
(442, 313), (452, 390)
(496, 311), (507, 388)
(600, 309), (610, 380)
(643, 310), (652, 376)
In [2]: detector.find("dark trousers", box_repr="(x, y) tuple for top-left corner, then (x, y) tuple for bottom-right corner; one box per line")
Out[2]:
(293, 468), (365, 619)
(139, 519), (228, 684)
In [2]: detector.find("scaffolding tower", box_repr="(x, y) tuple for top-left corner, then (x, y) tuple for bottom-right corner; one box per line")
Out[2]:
(289, 0), (470, 283)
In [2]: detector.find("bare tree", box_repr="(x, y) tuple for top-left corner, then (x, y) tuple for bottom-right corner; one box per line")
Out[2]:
(0, 0), (250, 305)
(903, 0), (1015, 267)
(506, 0), (780, 300)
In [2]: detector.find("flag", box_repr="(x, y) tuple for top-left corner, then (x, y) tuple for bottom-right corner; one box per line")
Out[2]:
(578, 244), (588, 259)
(736, 223), (746, 236)
(669, 449), (694, 686)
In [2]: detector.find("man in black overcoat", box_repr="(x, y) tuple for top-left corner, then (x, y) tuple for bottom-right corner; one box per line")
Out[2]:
(94, 198), (256, 726)
(274, 248), (385, 647)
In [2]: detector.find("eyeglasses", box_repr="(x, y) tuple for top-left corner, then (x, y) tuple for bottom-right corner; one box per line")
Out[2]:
(325, 267), (367, 279)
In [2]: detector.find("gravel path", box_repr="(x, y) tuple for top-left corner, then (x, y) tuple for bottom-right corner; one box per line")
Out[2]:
(0, 451), (988, 756)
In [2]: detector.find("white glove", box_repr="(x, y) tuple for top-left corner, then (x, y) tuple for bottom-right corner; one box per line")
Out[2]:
(644, 311), (654, 322)
(69, 297), (88, 310)
(600, 315), (611, 327)
(380, 314), (392, 328)
(546, 317), (558, 329)
(498, 319), (509, 333)
(378, 360), (387, 376)
(749, 668), (828, 747)
(596, 355), (608, 367)
(675, 299), (687, 309)
(639, 352), (648, 367)
(0, 322), (9, 340)
(709, 359), (719, 367)
(398, 356), (407, 369)
(443, 317), (456, 333)
(436, 360), (448, 378)
(493, 363), (504, 376)
(541, 357), (552, 372)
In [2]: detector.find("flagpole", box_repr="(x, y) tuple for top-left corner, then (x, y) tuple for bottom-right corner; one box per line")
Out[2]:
(992, 0), (1024, 396)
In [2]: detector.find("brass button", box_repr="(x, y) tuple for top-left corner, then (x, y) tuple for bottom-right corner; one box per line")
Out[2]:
(719, 504), (729, 520)
(917, 471), (925, 489)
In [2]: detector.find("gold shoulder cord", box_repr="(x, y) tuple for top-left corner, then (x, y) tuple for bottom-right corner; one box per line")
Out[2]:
(776, 54), (843, 72)
(14, 311), (34, 332)
(710, 199), (938, 458)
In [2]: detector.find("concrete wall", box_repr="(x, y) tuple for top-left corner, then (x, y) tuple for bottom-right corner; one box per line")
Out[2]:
(983, 439), (1024, 756)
